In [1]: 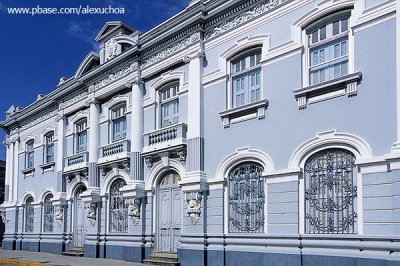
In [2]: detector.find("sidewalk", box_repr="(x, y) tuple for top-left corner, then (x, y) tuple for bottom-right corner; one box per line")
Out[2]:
(0, 248), (145, 266)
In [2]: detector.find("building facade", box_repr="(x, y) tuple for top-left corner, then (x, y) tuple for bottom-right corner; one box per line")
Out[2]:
(0, 0), (400, 265)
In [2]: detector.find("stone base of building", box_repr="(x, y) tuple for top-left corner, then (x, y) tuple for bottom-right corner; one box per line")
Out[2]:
(84, 243), (151, 263)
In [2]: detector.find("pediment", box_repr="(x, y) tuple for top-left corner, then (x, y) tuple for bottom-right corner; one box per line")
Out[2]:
(95, 21), (136, 43)
(74, 52), (100, 79)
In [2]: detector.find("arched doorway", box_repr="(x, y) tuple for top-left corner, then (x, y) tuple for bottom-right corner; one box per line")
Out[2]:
(157, 171), (181, 252)
(73, 185), (87, 248)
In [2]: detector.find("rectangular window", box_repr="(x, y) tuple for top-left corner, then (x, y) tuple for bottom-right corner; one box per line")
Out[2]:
(45, 134), (54, 163)
(76, 121), (87, 152)
(159, 83), (179, 128)
(232, 69), (261, 108)
(26, 142), (34, 169)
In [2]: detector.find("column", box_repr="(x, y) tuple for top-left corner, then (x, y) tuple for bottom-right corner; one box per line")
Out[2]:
(394, 0), (400, 152)
(3, 141), (11, 203)
(56, 114), (65, 191)
(88, 98), (100, 187)
(13, 138), (19, 203)
(128, 78), (144, 181)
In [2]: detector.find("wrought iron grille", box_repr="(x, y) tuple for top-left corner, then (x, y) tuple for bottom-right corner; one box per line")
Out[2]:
(304, 149), (357, 234)
(109, 179), (128, 233)
(25, 196), (34, 232)
(228, 162), (264, 233)
(43, 194), (54, 232)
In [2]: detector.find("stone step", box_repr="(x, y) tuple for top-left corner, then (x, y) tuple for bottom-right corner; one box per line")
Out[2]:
(143, 252), (179, 266)
(62, 248), (84, 257)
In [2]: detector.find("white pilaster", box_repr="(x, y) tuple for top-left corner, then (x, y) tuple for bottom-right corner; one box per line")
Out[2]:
(4, 140), (12, 202)
(88, 99), (100, 163)
(56, 115), (65, 172)
(393, 0), (400, 152)
(13, 138), (19, 203)
(129, 79), (144, 153)
(186, 50), (204, 139)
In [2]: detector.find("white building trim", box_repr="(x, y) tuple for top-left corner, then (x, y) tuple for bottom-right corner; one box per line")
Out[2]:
(145, 158), (186, 191)
(288, 130), (373, 169)
(100, 169), (130, 196)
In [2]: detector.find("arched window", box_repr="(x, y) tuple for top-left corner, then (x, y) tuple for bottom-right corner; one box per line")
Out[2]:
(44, 132), (54, 163)
(304, 148), (357, 234)
(109, 179), (128, 233)
(230, 48), (261, 108)
(25, 196), (34, 232)
(111, 103), (127, 141)
(76, 119), (87, 153)
(26, 140), (34, 169)
(159, 82), (179, 128)
(307, 11), (350, 85)
(43, 194), (54, 232)
(228, 162), (264, 233)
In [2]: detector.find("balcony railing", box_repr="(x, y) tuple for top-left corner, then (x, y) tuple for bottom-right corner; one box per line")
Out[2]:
(98, 140), (131, 164)
(143, 123), (187, 155)
(65, 152), (88, 166)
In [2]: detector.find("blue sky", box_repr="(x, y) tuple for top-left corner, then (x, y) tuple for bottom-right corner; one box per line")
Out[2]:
(0, 0), (191, 160)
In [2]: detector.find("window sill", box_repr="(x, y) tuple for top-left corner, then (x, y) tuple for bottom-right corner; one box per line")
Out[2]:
(219, 99), (269, 128)
(21, 168), (35, 176)
(39, 162), (55, 173)
(293, 72), (362, 109)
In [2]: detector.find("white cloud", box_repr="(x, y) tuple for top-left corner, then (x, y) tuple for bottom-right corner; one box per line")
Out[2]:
(67, 21), (98, 51)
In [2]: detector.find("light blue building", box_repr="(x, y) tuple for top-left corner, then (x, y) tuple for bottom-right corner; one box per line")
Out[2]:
(1, 0), (400, 265)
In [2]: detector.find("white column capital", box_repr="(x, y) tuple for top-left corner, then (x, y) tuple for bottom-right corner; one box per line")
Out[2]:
(85, 97), (100, 107)
(183, 49), (205, 63)
(125, 77), (144, 88)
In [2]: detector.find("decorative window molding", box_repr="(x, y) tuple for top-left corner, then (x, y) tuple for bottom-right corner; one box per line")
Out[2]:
(294, 72), (362, 109)
(219, 99), (268, 128)
(43, 132), (55, 165)
(293, 4), (361, 109)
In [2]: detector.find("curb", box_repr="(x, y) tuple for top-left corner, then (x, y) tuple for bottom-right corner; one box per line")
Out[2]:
(0, 258), (50, 265)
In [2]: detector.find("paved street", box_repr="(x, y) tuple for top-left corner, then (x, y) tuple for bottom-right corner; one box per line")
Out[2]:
(0, 248), (145, 266)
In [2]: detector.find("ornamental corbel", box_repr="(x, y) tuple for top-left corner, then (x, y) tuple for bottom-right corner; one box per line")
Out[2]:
(85, 202), (97, 226)
(85, 97), (100, 107)
(54, 206), (64, 226)
(127, 198), (141, 225)
(145, 157), (153, 169)
(125, 77), (144, 88)
(177, 150), (187, 165)
(0, 210), (6, 223)
(186, 192), (202, 225)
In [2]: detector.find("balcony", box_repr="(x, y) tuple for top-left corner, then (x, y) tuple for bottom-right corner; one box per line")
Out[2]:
(98, 139), (131, 165)
(64, 152), (89, 173)
(142, 123), (187, 157)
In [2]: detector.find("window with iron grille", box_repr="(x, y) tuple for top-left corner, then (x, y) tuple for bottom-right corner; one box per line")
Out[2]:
(231, 49), (261, 108)
(76, 119), (87, 152)
(25, 196), (34, 232)
(307, 12), (350, 85)
(43, 194), (54, 232)
(111, 104), (127, 141)
(228, 162), (264, 233)
(109, 179), (128, 233)
(304, 148), (357, 234)
(44, 132), (54, 163)
(159, 82), (179, 128)
(26, 140), (34, 169)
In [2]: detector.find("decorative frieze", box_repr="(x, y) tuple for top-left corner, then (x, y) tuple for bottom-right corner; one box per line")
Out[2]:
(20, 110), (58, 131)
(141, 33), (200, 69)
(89, 61), (138, 92)
(59, 91), (88, 110)
(205, 0), (287, 40)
